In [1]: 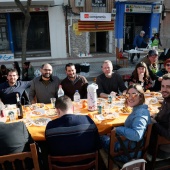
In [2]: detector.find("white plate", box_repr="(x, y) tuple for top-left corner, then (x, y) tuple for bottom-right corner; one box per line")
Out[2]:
(30, 108), (45, 117)
(95, 114), (105, 121)
(149, 98), (158, 104)
(30, 118), (51, 126)
(45, 109), (58, 117)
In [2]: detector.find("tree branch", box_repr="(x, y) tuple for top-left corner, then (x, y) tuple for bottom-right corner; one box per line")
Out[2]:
(15, 0), (27, 15)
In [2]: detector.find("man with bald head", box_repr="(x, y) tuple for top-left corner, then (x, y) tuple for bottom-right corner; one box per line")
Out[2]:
(29, 63), (60, 104)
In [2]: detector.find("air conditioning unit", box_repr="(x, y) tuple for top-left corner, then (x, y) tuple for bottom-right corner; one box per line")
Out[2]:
(112, 8), (116, 14)
(75, 0), (85, 7)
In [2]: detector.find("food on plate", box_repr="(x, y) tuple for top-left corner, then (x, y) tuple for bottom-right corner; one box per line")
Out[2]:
(32, 111), (41, 115)
(149, 98), (158, 104)
(120, 106), (132, 113)
(146, 90), (150, 93)
(32, 118), (51, 126)
(46, 109), (58, 116)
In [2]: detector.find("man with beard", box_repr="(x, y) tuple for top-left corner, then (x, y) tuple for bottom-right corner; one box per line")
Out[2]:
(0, 69), (30, 104)
(96, 60), (127, 98)
(148, 73), (170, 159)
(61, 63), (88, 100)
(29, 63), (60, 104)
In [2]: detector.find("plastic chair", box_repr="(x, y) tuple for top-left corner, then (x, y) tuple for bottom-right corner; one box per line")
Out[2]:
(99, 124), (152, 170)
(0, 143), (40, 170)
(116, 47), (128, 68)
(48, 151), (98, 170)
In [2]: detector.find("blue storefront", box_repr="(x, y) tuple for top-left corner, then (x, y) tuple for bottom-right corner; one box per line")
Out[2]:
(114, 1), (163, 50)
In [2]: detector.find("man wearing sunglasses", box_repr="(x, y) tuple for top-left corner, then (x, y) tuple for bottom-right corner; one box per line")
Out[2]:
(148, 73), (170, 159)
(141, 50), (162, 90)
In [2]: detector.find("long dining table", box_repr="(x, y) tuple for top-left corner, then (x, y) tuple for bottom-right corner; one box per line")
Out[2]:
(5, 94), (161, 141)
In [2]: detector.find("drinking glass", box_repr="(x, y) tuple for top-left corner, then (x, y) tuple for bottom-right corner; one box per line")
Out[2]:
(50, 98), (56, 108)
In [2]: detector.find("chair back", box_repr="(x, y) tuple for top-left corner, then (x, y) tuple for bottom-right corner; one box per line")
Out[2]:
(48, 151), (98, 170)
(0, 143), (40, 170)
(108, 124), (152, 170)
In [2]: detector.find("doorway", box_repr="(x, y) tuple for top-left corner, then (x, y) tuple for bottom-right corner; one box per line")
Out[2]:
(90, 32), (107, 53)
(124, 13), (151, 50)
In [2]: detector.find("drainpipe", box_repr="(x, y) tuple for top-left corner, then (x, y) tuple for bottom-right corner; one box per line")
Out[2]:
(68, 13), (72, 57)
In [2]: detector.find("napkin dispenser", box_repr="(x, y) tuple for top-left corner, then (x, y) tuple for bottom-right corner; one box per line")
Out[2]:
(87, 83), (98, 111)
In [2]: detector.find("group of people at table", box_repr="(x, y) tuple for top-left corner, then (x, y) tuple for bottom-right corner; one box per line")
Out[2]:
(0, 49), (170, 169)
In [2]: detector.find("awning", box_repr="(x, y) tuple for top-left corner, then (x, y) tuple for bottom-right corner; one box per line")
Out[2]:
(0, 0), (54, 6)
(78, 20), (114, 32)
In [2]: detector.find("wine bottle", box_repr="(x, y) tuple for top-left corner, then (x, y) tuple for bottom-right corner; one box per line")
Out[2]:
(16, 93), (23, 119)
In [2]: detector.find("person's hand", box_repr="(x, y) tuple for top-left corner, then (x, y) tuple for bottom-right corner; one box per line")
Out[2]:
(139, 73), (144, 82)
(158, 77), (162, 81)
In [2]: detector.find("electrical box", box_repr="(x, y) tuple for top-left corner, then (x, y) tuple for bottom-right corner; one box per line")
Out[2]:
(75, 0), (85, 7)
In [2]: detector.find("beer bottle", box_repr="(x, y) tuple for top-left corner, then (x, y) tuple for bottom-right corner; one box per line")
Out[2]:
(16, 93), (23, 119)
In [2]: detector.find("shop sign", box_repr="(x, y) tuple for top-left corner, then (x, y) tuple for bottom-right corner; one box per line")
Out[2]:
(0, 54), (14, 61)
(92, 0), (106, 7)
(0, 7), (48, 13)
(125, 4), (152, 13)
(153, 5), (162, 13)
(80, 12), (111, 21)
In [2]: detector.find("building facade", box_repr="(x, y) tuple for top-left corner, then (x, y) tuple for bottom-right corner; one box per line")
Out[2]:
(0, 0), (169, 66)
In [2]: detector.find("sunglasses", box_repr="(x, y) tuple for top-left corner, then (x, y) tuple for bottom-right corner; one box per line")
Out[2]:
(125, 93), (139, 99)
(166, 64), (170, 67)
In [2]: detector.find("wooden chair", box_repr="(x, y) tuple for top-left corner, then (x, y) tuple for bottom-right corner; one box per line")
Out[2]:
(99, 124), (152, 170)
(0, 143), (40, 170)
(116, 47), (128, 68)
(48, 151), (98, 170)
(148, 135), (170, 170)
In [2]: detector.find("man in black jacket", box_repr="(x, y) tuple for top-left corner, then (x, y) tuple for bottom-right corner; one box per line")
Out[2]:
(148, 74), (170, 158)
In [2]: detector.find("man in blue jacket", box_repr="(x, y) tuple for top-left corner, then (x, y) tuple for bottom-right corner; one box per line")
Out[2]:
(130, 30), (147, 64)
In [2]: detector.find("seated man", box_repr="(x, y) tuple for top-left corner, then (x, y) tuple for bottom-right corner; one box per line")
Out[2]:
(0, 69), (30, 105)
(0, 119), (35, 169)
(96, 60), (127, 98)
(148, 73), (170, 159)
(45, 95), (100, 156)
(61, 63), (88, 100)
(29, 63), (60, 104)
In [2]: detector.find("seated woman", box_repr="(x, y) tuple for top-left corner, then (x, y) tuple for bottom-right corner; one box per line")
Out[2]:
(100, 84), (151, 162)
(129, 62), (153, 91)
(153, 58), (170, 91)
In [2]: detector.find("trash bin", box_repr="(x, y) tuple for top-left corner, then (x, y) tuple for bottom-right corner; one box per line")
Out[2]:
(80, 63), (90, 73)
(75, 64), (81, 73)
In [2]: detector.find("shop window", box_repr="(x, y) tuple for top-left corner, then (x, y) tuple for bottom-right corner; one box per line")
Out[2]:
(10, 12), (50, 52)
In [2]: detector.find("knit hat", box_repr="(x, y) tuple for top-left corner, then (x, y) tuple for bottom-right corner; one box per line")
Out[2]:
(148, 50), (158, 56)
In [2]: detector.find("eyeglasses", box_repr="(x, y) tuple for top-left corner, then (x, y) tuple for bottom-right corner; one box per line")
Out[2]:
(166, 64), (170, 67)
(125, 93), (139, 99)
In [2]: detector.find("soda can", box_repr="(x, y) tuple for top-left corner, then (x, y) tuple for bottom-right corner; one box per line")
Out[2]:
(8, 111), (15, 122)
(98, 105), (102, 114)
(108, 95), (112, 104)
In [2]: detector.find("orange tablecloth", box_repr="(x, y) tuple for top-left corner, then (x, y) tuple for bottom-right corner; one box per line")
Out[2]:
(27, 105), (128, 141)
(6, 98), (161, 141)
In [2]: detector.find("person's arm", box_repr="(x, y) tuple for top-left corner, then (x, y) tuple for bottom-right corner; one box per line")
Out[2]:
(96, 76), (109, 98)
(81, 76), (88, 99)
(117, 74), (127, 93)
(116, 115), (148, 142)
(29, 80), (36, 104)
(154, 114), (170, 140)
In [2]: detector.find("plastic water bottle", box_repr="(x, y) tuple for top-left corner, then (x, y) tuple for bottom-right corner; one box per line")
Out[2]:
(73, 90), (80, 113)
(58, 85), (64, 98)
(74, 90), (80, 102)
